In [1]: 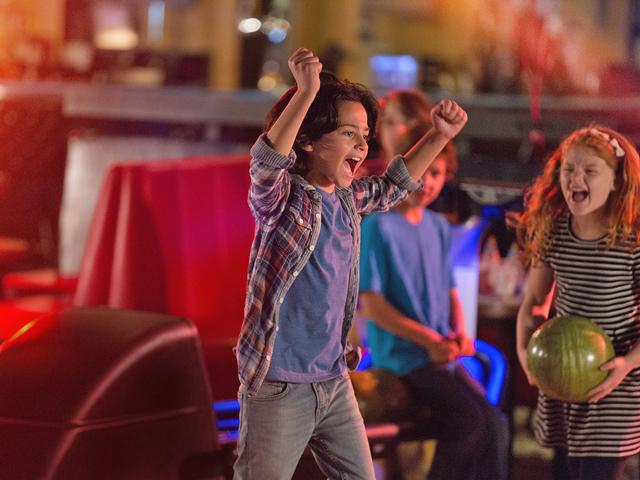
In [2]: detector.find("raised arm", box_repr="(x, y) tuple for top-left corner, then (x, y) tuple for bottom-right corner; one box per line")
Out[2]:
(516, 264), (554, 384)
(403, 100), (467, 181)
(266, 48), (322, 155)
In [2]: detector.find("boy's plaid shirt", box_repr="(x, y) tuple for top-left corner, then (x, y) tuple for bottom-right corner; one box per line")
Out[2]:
(236, 135), (420, 395)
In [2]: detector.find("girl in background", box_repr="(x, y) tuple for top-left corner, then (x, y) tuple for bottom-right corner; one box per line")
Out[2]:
(360, 89), (435, 178)
(516, 125), (640, 480)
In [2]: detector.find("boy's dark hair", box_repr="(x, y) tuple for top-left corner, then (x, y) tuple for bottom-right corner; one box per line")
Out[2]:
(264, 71), (379, 175)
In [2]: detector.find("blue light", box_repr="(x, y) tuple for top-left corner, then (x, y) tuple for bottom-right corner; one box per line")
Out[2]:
(213, 399), (240, 413)
(459, 356), (485, 383)
(356, 348), (373, 371)
(355, 339), (507, 407)
(268, 28), (287, 43)
(217, 418), (240, 429)
(481, 205), (503, 219)
(218, 430), (239, 442)
(147, 1), (165, 42)
(369, 54), (418, 89)
(469, 339), (507, 407)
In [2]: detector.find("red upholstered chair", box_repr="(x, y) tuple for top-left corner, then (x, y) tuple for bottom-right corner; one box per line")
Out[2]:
(0, 294), (71, 342)
(0, 307), (233, 479)
(72, 156), (254, 403)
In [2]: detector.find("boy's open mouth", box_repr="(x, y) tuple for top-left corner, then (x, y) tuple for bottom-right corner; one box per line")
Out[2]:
(344, 157), (361, 175)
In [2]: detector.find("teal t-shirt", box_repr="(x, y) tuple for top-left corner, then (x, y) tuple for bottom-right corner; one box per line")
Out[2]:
(359, 210), (454, 375)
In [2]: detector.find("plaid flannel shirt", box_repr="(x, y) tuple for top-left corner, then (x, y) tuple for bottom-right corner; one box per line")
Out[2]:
(236, 134), (420, 395)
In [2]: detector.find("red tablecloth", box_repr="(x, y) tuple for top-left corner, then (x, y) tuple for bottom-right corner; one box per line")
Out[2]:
(73, 154), (255, 399)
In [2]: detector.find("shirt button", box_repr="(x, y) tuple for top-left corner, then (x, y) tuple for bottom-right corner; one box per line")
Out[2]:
(266, 354), (271, 360)
(279, 296), (285, 303)
(293, 270), (299, 276)
(315, 213), (321, 219)
(297, 217), (303, 225)
(309, 245), (315, 251)
(275, 326), (279, 332)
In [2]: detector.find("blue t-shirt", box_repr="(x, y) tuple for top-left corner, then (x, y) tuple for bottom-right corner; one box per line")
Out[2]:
(266, 188), (352, 382)
(359, 210), (454, 375)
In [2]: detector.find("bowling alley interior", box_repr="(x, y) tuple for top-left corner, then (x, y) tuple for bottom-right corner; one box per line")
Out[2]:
(2, 0), (640, 479)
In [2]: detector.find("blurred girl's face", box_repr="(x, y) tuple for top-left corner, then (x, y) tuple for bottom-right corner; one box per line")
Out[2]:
(378, 100), (415, 157)
(560, 144), (616, 221)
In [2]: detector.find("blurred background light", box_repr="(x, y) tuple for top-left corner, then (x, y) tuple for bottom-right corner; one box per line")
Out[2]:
(261, 16), (289, 43)
(267, 28), (286, 43)
(238, 17), (262, 34)
(369, 54), (418, 90)
(93, 1), (138, 50)
(94, 27), (138, 50)
(262, 59), (280, 74)
(257, 74), (277, 91)
(147, 1), (165, 43)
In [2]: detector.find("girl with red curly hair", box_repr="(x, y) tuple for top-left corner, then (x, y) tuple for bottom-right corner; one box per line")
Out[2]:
(516, 125), (640, 480)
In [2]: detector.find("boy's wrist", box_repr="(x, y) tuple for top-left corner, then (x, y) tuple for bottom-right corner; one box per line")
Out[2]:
(420, 330), (444, 350)
(292, 88), (317, 104)
(432, 128), (454, 142)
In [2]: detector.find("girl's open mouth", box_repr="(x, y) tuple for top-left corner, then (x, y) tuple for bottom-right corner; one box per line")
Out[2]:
(572, 190), (588, 203)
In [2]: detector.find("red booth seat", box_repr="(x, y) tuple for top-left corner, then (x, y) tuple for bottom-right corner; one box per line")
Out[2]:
(0, 307), (223, 479)
(0, 294), (71, 342)
(2, 269), (78, 298)
(72, 155), (254, 401)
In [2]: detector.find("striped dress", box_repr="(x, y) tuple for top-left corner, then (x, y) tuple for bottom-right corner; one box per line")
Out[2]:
(534, 214), (640, 457)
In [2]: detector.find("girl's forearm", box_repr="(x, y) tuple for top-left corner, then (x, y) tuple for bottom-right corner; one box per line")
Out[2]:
(624, 341), (640, 369)
(517, 266), (554, 353)
(516, 308), (538, 353)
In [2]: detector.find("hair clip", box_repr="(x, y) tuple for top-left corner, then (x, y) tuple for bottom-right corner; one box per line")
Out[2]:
(609, 137), (625, 158)
(589, 128), (625, 158)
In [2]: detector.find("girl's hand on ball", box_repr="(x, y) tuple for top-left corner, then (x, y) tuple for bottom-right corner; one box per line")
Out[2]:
(587, 356), (632, 403)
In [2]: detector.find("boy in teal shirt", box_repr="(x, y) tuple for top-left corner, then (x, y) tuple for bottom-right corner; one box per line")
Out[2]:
(359, 143), (509, 480)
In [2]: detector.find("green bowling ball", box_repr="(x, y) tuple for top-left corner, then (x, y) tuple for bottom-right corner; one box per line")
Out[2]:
(350, 368), (411, 422)
(527, 315), (615, 402)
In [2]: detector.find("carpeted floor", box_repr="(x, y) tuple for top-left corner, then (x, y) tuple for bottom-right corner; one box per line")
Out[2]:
(512, 406), (639, 480)
(511, 405), (553, 480)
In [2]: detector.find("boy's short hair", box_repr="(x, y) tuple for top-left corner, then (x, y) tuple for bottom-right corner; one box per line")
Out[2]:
(264, 71), (379, 174)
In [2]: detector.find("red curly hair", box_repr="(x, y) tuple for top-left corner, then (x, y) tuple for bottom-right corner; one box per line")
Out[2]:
(516, 125), (640, 265)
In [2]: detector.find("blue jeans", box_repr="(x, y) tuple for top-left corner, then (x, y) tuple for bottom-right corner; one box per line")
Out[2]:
(233, 373), (375, 480)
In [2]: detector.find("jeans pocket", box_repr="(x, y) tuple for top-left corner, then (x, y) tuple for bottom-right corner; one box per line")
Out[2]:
(250, 380), (289, 401)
